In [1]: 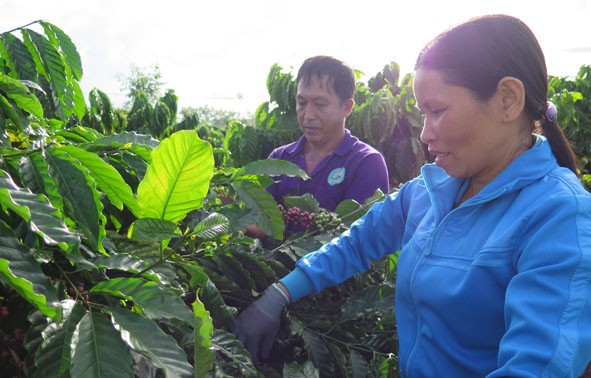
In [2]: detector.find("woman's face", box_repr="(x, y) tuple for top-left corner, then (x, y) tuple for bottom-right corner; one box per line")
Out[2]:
(413, 68), (515, 186)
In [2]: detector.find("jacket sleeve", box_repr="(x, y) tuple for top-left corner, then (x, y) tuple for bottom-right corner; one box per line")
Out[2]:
(488, 191), (591, 377)
(289, 181), (413, 296)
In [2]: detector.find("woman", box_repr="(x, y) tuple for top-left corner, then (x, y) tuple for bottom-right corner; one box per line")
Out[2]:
(234, 14), (591, 377)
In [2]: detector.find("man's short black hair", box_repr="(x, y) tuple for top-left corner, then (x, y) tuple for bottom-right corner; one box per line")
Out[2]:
(296, 55), (355, 102)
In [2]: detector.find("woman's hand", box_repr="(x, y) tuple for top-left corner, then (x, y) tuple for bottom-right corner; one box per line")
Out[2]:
(233, 283), (290, 365)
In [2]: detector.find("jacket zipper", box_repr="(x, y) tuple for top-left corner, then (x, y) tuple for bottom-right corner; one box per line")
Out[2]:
(403, 188), (507, 376)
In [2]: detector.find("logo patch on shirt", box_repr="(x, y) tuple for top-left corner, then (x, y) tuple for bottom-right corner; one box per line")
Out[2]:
(328, 167), (346, 186)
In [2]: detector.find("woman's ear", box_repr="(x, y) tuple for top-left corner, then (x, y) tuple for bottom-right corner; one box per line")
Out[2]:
(497, 77), (525, 123)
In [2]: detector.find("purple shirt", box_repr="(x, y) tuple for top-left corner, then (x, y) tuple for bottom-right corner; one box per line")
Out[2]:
(267, 129), (389, 211)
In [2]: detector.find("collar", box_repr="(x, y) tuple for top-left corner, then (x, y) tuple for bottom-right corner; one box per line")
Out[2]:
(421, 135), (557, 220)
(283, 129), (359, 156)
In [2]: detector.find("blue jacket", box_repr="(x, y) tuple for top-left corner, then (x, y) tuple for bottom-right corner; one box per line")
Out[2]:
(281, 136), (591, 377)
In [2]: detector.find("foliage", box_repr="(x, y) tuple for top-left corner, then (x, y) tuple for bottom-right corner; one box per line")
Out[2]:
(125, 88), (179, 139)
(243, 62), (310, 153)
(0, 20), (84, 137)
(348, 62), (428, 186)
(83, 87), (126, 134)
(180, 105), (247, 129)
(85, 63), (194, 140)
(548, 65), (591, 184)
(254, 64), (298, 133)
(117, 63), (165, 108)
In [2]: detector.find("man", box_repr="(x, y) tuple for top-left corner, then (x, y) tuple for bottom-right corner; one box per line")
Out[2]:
(245, 56), (389, 238)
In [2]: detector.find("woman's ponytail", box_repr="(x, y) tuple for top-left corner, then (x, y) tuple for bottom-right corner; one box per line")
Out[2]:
(541, 101), (579, 175)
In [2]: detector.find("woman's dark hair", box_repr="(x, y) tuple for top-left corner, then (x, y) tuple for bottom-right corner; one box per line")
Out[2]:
(415, 14), (578, 174)
(297, 55), (356, 103)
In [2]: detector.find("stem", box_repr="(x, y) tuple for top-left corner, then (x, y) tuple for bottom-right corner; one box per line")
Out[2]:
(59, 267), (83, 299)
(304, 326), (396, 358)
(132, 243), (175, 277)
(133, 257), (164, 276)
(269, 228), (316, 253)
(3, 20), (42, 34)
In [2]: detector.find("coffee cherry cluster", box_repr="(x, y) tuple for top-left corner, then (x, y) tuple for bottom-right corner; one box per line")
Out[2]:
(312, 210), (345, 233)
(0, 303), (9, 319)
(278, 204), (314, 229)
(278, 205), (346, 233)
(0, 328), (25, 374)
(0, 300), (25, 375)
(66, 283), (89, 301)
(1, 328), (24, 349)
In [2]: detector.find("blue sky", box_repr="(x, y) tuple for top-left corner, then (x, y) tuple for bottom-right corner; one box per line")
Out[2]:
(2, 0), (591, 115)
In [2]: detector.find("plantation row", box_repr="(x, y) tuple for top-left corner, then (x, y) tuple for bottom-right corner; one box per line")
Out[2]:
(0, 21), (589, 377)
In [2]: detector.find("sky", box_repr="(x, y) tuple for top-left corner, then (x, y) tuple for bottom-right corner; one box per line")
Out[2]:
(2, 0), (591, 116)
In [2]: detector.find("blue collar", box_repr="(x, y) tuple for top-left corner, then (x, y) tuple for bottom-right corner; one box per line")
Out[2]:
(420, 135), (557, 220)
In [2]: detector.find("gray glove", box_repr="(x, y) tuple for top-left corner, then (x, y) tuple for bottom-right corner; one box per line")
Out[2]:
(234, 283), (289, 364)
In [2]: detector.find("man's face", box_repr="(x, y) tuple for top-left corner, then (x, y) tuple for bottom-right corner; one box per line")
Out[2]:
(295, 75), (353, 146)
